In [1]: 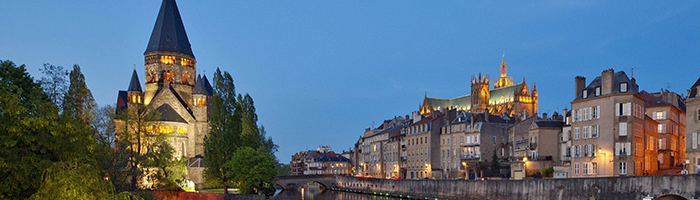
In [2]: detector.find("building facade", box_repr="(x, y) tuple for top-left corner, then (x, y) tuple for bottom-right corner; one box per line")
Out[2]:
(420, 56), (538, 119)
(570, 69), (645, 177)
(641, 90), (687, 170)
(686, 77), (700, 173)
(115, 0), (211, 186)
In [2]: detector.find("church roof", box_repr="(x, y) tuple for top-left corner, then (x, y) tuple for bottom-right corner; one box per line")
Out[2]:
(424, 83), (524, 110)
(155, 103), (187, 123)
(193, 75), (207, 95)
(144, 0), (195, 58)
(127, 69), (142, 92)
(202, 74), (213, 95)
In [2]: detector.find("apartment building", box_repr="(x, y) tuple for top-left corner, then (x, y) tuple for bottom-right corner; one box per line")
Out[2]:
(405, 112), (445, 179)
(358, 116), (407, 178)
(644, 115), (660, 175)
(686, 77), (700, 173)
(571, 69), (645, 177)
(554, 110), (573, 178)
(641, 90), (687, 169)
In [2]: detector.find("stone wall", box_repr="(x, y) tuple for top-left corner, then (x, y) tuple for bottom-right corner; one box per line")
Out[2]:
(335, 175), (700, 200)
(152, 191), (264, 200)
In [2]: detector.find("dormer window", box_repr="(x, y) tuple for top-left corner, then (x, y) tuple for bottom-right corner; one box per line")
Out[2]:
(582, 90), (588, 98)
(620, 83), (628, 92)
(595, 87), (601, 96)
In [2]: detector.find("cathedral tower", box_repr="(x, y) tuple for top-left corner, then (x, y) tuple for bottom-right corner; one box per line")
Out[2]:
(143, 0), (197, 106)
(471, 73), (490, 112)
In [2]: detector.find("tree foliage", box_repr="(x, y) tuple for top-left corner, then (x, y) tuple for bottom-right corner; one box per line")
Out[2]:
(204, 68), (278, 194)
(224, 147), (277, 197)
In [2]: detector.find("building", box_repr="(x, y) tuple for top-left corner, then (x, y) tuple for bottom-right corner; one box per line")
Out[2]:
(452, 111), (513, 179)
(644, 115), (660, 175)
(290, 151), (311, 176)
(405, 112), (446, 179)
(304, 153), (352, 175)
(115, 0), (211, 186)
(686, 77), (700, 173)
(358, 117), (407, 178)
(570, 69), (645, 177)
(641, 90), (687, 170)
(419, 55), (538, 119)
(554, 110), (573, 178)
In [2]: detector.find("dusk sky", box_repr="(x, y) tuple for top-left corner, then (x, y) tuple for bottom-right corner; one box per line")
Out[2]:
(2, 1), (699, 163)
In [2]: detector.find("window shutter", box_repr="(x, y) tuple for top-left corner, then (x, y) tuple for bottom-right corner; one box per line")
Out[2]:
(615, 103), (620, 116)
(624, 103), (631, 116)
(693, 132), (697, 149)
(615, 143), (620, 156)
(592, 144), (596, 157)
(663, 111), (667, 119)
(596, 106), (600, 119)
(588, 108), (593, 121)
(626, 142), (631, 155)
(570, 146), (575, 158)
(572, 109), (576, 122)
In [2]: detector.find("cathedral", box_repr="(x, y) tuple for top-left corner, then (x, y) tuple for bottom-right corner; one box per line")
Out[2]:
(420, 55), (538, 118)
(116, 0), (210, 185)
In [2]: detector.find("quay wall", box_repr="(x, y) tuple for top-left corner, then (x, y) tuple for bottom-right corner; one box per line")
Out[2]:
(334, 175), (700, 200)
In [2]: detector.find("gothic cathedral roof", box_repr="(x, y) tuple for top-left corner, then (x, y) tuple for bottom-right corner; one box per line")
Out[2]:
(144, 0), (195, 58)
(128, 69), (142, 92)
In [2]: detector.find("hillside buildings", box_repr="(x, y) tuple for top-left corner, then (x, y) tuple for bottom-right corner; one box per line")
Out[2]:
(289, 146), (353, 176)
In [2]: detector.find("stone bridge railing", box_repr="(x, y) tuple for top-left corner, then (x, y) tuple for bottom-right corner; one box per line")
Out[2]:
(275, 175), (337, 191)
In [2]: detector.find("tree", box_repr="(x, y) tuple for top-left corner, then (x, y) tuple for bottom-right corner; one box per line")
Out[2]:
(204, 68), (241, 191)
(204, 68), (278, 194)
(277, 164), (291, 176)
(224, 147), (277, 197)
(62, 64), (97, 124)
(490, 149), (500, 177)
(39, 63), (68, 106)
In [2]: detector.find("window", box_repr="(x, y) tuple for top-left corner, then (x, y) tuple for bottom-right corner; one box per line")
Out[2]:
(592, 125), (599, 138)
(655, 111), (664, 120)
(591, 106), (597, 119)
(583, 90), (588, 98)
(583, 126), (589, 139)
(619, 123), (627, 136)
(620, 162), (627, 174)
(574, 163), (580, 175)
(697, 109), (700, 121)
(493, 136), (496, 144)
(574, 128), (580, 140)
(658, 124), (663, 133)
(693, 132), (698, 149)
(595, 87), (601, 96)
(575, 145), (580, 157)
(583, 108), (589, 120)
(583, 163), (589, 175)
(620, 83), (628, 92)
(592, 162), (598, 175)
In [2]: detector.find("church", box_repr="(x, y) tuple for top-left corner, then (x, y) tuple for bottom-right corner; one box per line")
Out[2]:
(420, 55), (538, 118)
(116, 0), (210, 186)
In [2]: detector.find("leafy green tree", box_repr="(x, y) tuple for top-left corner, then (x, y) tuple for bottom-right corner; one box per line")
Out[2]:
(224, 147), (277, 197)
(62, 64), (97, 124)
(277, 164), (291, 176)
(204, 68), (278, 194)
(204, 68), (242, 191)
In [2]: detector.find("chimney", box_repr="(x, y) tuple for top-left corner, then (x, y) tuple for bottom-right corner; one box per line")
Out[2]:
(601, 68), (614, 94)
(575, 76), (586, 99)
(484, 110), (490, 122)
(542, 112), (548, 120)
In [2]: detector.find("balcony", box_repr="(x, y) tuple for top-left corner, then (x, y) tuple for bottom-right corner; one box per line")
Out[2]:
(516, 139), (528, 145)
(308, 166), (327, 170)
(563, 156), (571, 161)
(461, 154), (481, 160)
(529, 143), (537, 149)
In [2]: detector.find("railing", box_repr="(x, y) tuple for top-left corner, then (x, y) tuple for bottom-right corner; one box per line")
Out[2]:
(516, 139), (529, 145)
(563, 156), (571, 161)
(461, 154), (481, 160)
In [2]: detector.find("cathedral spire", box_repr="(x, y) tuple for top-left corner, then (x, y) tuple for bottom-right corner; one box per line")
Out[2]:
(495, 53), (512, 88)
(145, 0), (194, 58)
(501, 52), (506, 78)
(127, 69), (142, 92)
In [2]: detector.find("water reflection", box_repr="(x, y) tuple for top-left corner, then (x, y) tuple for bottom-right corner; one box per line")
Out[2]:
(273, 185), (404, 200)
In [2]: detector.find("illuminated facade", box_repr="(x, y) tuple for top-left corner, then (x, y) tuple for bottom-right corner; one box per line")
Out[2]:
(116, 0), (212, 187)
(420, 55), (538, 118)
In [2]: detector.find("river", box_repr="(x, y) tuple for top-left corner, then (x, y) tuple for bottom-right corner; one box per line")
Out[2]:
(272, 186), (404, 200)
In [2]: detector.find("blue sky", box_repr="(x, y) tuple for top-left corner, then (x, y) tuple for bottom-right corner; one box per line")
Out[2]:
(1, 1), (699, 163)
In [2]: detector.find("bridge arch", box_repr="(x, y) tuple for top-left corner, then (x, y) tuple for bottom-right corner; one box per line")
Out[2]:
(656, 194), (688, 200)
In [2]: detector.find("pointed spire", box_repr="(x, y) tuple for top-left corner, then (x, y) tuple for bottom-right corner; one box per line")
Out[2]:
(193, 74), (207, 95)
(202, 74), (213, 95)
(145, 0), (195, 58)
(128, 69), (143, 92)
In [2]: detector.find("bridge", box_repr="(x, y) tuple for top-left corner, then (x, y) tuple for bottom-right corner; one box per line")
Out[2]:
(275, 175), (337, 191)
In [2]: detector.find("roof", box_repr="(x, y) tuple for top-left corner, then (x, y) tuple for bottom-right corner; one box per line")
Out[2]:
(640, 90), (672, 108)
(127, 69), (142, 92)
(168, 85), (195, 119)
(533, 120), (564, 129)
(202, 74), (213, 95)
(192, 75), (208, 95)
(575, 71), (638, 101)
(690, 77), (700, 98)
(144, 0), (195, 58)
(155, 103), (187, 122)
(451, 111), (514, 125)
(312, 153), (351, 162)
(116, 91), (128, 114)
(424, 83), (524, 110)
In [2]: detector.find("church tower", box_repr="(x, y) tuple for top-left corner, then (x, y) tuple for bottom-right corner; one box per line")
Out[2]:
(495, 54), (513, 89)
(471, 73), (490, 112)
(143, 0), (197, 106)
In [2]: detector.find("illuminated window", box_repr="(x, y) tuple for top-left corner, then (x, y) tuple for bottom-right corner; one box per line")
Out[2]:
(132, 95), (136, 103)
(161, 56), (176, 64)
(137, 95), (141, 104)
